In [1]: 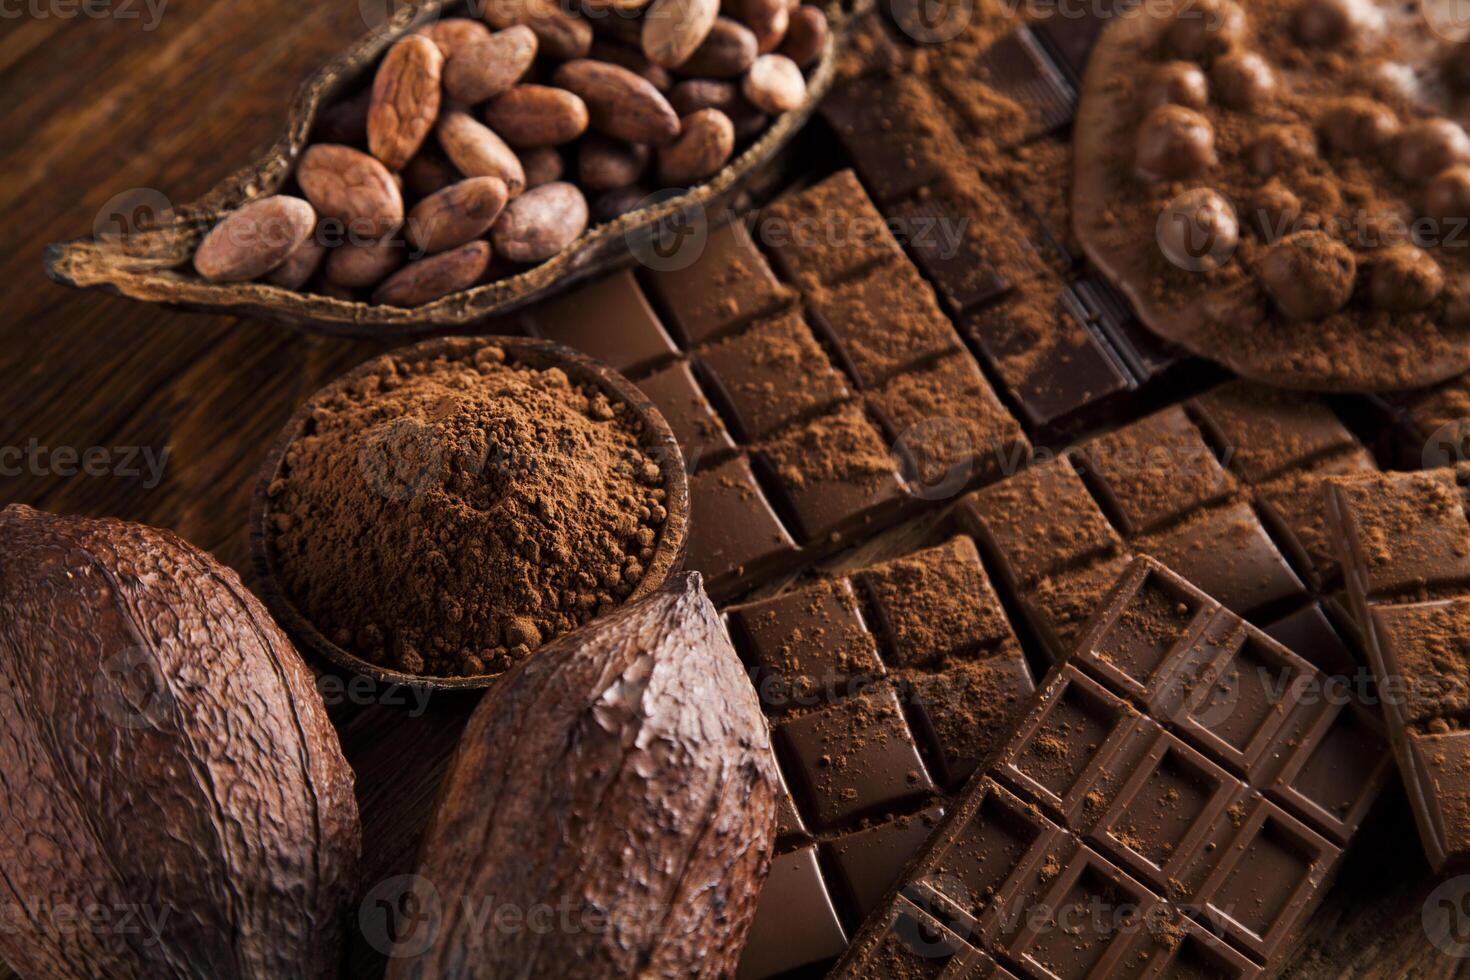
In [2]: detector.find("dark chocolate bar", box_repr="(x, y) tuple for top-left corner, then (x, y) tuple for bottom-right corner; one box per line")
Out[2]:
(831, 558), (1392, 978)
(819, 11), (1196, 441)
(1327, 466), (1470, 872)
(959, 382), (1379, 677)
(727, 536), (1037, 978)
(526, 171), (1032, 602)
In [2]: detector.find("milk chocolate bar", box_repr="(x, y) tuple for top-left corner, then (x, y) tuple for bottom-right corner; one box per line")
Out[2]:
(726, 536), (1036, 978)
(525, 172), (1031, 602)
(960, 382), (1379, 677)
(1327, 467), (1470, 872)
(832, 558), (1392, 978)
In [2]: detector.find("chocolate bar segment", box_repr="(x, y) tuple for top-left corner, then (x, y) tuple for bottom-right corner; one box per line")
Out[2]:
(726, 536), (1036, 977)
(960, 381), (1375, 676)
(1328, 466), (1470, 872)
(832, 558), (1391, 978)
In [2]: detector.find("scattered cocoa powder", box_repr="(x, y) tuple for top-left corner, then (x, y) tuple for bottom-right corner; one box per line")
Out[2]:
(267, 342), (668, 677)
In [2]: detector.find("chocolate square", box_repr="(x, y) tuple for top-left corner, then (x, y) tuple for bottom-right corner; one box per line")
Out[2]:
(1192, 382), (1358, 485)
(901, 654), (1035, 789)
(696, 311), (850, 441)
(776, 684), (935, 830)
(858, 536), (1013, 669)
(867, 353), (1029, 493)
(726, 578), (884, 713)
(642, 220), (790, 346)
(1078, 406), (1234, 536)
(820, 74), (949, 204)
(524, 269), (677, 376)
(826, 807), (947, 923)
(807, 259), (958, 388)
(635, 359), (735, 471)
(759, 404), (907, 544)
(686, 455), (796, 597)
(1334, 469), (1470, 600)
(758, 170), (900, 288)
(736, 846), (848, 978)
(1138, 500), (1305, 618)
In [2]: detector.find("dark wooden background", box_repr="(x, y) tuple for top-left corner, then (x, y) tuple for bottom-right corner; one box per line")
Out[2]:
(1, 0), (1466, 976)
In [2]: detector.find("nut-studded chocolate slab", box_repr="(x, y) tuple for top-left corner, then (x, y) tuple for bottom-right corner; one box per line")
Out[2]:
(960, 380), (1378, 678)
(525, 171), (1032, 602)
(1074, 0), (1470, 391)
(726, 536), (1037, 978)
(1327, 466), (1470, 871)
(831, 557), (1392, 979)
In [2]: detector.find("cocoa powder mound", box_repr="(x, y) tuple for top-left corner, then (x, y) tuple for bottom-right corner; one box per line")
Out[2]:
(267, 343), (668, 677)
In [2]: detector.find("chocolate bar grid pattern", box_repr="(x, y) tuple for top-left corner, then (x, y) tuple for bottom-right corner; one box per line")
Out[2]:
(958, 381), (1380, 678)
(725, 535), (1038, 978)
(833, 558), (1392, 980)
(1329, 466), (1470, 872)
(524, 173), (1031, 603)
(818, 5), (1198, 441)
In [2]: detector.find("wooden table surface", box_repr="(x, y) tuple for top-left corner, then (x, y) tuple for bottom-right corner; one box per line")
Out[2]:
(1, 0), (1465, 976)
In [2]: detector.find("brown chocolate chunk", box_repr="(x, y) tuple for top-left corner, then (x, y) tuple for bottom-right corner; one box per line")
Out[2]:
(1258, 231), (1356, 320)
(1135, 104), (1217, 180)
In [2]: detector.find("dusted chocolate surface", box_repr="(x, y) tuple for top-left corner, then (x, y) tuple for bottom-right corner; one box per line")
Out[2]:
(1329, 466), (1470, 872)
(832, 558), (1391, 978)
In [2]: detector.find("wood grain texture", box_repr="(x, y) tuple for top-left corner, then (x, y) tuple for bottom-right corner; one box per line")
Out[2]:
(0, 0), (1466, 978)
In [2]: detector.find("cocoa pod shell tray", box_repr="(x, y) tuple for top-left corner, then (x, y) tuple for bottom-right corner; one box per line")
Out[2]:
(43, 0), (851, 337)
(249, 336), (691, 691)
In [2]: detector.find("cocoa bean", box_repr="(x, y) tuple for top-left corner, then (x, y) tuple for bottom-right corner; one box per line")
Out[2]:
(368, 35), (444, 171)
(657, 107), (735, 184)
(553, 59), (681, 144)
(407, 176), (509, 254)
(265, 233), (328, 289)
(589, 38), (673, 91)
(491, 181), (590, 262)
(437, 108), (527, 195)
(414, 17), (493, 59)
(402, 148), (460, 197)
(592, 183), (653, 221)
(779, 5), (826, 67)
(578, 133), (651, 189)
(194, 194), (317, 282)
(0, 506), (361, 980)
(482, 0), (593, 60)
(642, 0), (720, 68)
(741, 52), (804, 113)
(483, 85), (590, 148)
(442, 25), (538, 105)
(676, 17), (757, 78)
(325, 235), (406, 289)
(725, 0), (787, 52)
(668, 80), (766, 138)
(298, 143), (405, 238)
(373, 240), (492, 306)
(382, 574), (775, 979)
(521, 146), (567, 187)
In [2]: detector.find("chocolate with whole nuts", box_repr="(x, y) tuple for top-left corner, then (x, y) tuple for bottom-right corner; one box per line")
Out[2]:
(188, 2), (827, 307)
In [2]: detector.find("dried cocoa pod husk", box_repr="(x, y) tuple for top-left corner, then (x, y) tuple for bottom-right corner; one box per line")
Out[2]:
(385, 572), (776, 979)
(0, 505), (361, 980)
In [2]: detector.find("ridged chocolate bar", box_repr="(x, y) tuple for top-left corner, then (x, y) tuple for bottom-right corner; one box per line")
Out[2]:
(526, 171), (1031, 602)
(726, 536), (1037, 978)
(832, 558), (1392, 979)
(1327, 466), (1470, 872)
(959, 382), (1379, 677)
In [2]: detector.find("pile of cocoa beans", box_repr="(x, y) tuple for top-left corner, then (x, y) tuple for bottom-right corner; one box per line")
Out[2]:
(191, 0), (827, 307)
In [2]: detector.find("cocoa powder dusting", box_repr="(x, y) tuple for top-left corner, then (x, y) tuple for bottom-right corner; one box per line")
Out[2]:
(268, 343), (668, 677)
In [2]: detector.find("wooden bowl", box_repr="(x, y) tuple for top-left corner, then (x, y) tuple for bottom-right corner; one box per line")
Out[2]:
(44, 0), (855, 337)
(250, 335), (690, 691)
